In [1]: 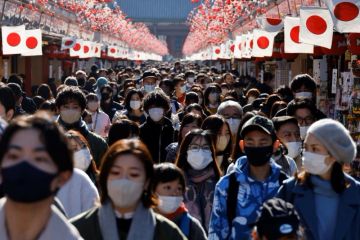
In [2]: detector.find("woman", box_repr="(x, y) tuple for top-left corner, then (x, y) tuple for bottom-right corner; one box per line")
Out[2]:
(204, 85), (221, 115)
(117, 89), (146, 125)
(71, 139), (186, 240)
(201, 115), (232, 175)
(0, 114), (82, 239)
(277, 119), (360, 239)
(175, 129), (221, 232)
(151, 163), (207, 240)
(165, 113), (203, 163)
(107, 118), (139, 146)
(86, 93), (111, 138)
(65, 130), (99, 184)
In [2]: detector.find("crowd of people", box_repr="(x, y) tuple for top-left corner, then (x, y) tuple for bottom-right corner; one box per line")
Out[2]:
(0, 61), (359, 239)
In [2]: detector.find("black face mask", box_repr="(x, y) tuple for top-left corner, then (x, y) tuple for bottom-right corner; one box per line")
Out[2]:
(244, 145), (273, 166)
(101, 92), (111, 100)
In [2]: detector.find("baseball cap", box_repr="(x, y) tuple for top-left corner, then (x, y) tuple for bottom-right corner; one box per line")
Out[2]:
(256, 198), (300, 239)
(241, 115), (275, 139)
(142, 69), (158, 80)
(272, 116), (298, 132)
(93, 77), (108, 90)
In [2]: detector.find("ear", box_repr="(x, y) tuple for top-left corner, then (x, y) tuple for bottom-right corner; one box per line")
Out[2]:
(239, 140), (245, 153)
(5, 109), (14, 121)
(273, 140), (280, 152)
(51, 171), (72, 191)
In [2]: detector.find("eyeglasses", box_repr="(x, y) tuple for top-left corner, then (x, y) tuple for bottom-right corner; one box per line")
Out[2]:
(188, 144), (211, 151)
(295, 116), (314, 125)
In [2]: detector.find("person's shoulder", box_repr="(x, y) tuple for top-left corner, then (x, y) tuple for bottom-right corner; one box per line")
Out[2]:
(70, 206), (99, 226)
(87, 131), (107, 144)
(154, 213), (187, 239)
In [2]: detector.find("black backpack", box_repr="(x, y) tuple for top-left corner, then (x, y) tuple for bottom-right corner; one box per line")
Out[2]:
(226, 171), (288, 229)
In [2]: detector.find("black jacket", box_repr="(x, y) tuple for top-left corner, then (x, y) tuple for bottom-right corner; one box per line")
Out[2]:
(139, 117), (174, 163)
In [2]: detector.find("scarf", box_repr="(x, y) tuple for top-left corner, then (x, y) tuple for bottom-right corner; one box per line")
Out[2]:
(98, 201), (156, 240)
(187, 165), (216, 183)
(164, 202), (188, 220)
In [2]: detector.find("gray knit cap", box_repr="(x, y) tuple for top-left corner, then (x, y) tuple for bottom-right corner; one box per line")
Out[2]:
(307, 119), (356, 163)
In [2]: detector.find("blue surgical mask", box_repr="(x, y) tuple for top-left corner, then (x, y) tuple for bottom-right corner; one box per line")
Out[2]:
(144, 84), (155, 93)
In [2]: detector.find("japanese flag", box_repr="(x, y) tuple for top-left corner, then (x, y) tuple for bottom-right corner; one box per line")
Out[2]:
(323, 0), (360, 33)
(21, 29), (43, 56)
(256, 17), (283, 32)
(61, 36), (76, 50)
(242, 32), (253, 59)
(92, 43), (102, 58)
(234, 35), (242, 59)
(299, 7), (333, 49)
(70, 40), (83, 57)
(107, 46), (118, 58)
(79, 41), (92, 59)
(213, 46), (221, 60)
(1, 25), (26, 55)
(284, 17), (314, 53)
(252, 29), (278, 57)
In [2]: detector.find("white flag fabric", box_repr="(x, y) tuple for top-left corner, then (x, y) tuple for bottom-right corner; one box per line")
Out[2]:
(234, 35), (242, 59)
(284, 17), (314, 53)
(79, 41), (92, 59)
(21, 29), (43, 56)
(107, 46), (118, 58)
(70, 40), (83, 57)
(61, 36), (76, 50)
(252, 29), (278, 57)
(299, 7), (333, 49)
(242, 32), (253, 59)
(323, 0), (360, 33)
(1, 25), (26, 55)
(212, 46), (221, 60)
(256, 17), (284, 32)
(92, 43), (102, 58)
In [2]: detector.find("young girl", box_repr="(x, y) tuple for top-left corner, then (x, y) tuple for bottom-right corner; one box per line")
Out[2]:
(151, 163), (207, 240)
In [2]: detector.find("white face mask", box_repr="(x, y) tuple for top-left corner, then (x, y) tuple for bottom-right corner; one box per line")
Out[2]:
(299, 126), (310, 140)
(187, 77), (195, 84)
(187, 149), (213, 170)
(74, 148), (92, 171)
(144, 84), (155, 93)
(87, 101), (99, 112)
(286, 141), (302, 159)
(157, 195), (183, 214)
(217, 135), (229, 152)
(60, 109), (82, 124)
(107, 179), (144, 208)
(208, 93), (219, 104)
(295, 92), (313, 100)
(226, 118), (241, 136)
(248, 97), (256, 104)
(179, 85), (186, 94)
(148, 108), (164, 122)
(302, 151), (332, 175)
(130, 100), (141, 110)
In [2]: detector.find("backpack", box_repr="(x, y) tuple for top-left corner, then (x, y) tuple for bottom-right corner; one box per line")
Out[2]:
(226, 170), (288, 229)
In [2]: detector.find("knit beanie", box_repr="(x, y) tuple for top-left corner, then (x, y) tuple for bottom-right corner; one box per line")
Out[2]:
(307, 119), (356, 163)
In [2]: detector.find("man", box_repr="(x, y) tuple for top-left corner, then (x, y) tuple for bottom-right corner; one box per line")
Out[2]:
(208, 115), (288, 239)
(55, 86), (108, 166)
(173, 76), (186, 105)
(0, 84), (15, 122)
(7, 74), (36, 114)
(217, 100), (243, 141)
(75, 70), (87, 88)
(141, 69), (158, 95)
(7, 83), (26, 117)
(256, 72), (274, 95)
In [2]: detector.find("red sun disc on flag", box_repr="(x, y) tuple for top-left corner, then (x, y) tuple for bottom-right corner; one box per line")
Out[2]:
(95, 47), (99, 53)
(250, 40), (253, 49)
(266, 18), (282, 26)
(26, 37), (38, 49)
(334, 2), (359, 22)
(110, 48), (116, 53)
(306, 15), (327, 35)
(238, 43), (241, 50)
(215, 48), (221, 54)
(65, 40), (73, 46)
(230, 44), (235, 52)
(290, 26), (300, 43)
(84, 45), (89, 53)
(257, 36), (269, 49)
(7, 32), (21, 47)
(73, 43), (81, 51)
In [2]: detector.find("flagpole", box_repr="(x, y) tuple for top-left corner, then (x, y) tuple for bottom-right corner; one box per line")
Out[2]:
(1, 0), (8, 25)
(293, 0), (299, 16)
(286, 0), (292, 15)
(275, 2), (281, 18)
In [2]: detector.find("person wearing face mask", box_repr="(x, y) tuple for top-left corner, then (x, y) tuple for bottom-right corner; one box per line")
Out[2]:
(185, 71), (196, 89)
(86, 93), (111, 138)
(116, 89), (146, 125)
(278, 119), (360, 240)
(172, 77), (186, 105)
(56, 86), (108, 167)
(99, 85), (124, 122)
(93, 77), (108, 100)
(142, 70), (158, 95)
(176, 92), (199, 122)
(272, 116), (300, 175)
(217, 100), (243, 149)
(204, 85), (221, 115)
(0, 114), (82, 239)
(246, 88), (261, 105)
(209, 115), (289, 239)
(202, 115), (232, 175)
(151, 163), (207, 240)
(71, 139), (186, 240)
(139, 89), (174, 163)
(287, 99), (319, 140)
(57, 130), (99, 218)
(165, 113), (203, 163)
(175, 129), (221, 232)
